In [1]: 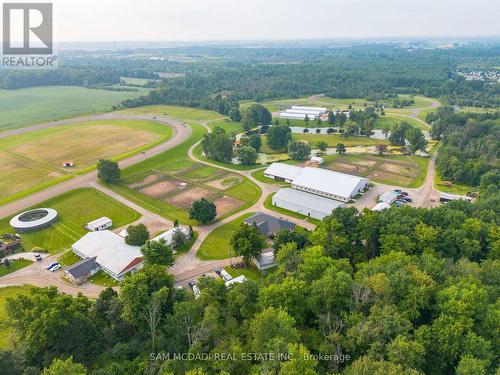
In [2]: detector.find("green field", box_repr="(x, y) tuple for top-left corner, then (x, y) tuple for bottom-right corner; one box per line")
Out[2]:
(294, 133), (387, 147)
(0, 188), (140, 254)
(120, 77), (157, 86)
(434, 171), (478, 196)
(0, 86), (149, 132)
(0, 285), (32, 349)
(376, 114), (428, 130)
(324, 153), (429, 188)
(0, 259), (33, 277)
(57, 250), (81, 267)
(208, 119), (244, 136)
(106, 123), (261, 225)
(197, 213), (254, 260)
(0, 119), (171, 205)
(88, 271), (119, 287)
(225, 265), (263, 281)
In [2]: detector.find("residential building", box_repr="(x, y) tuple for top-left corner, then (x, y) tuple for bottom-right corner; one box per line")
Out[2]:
(64, 257), (99, 284)
(152, 226), (191, 248)
(244, 212), (295, 236)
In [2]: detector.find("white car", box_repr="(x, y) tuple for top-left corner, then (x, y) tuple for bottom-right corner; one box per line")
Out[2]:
(192, 285), (201, 299)
(49, 264), (61, 272)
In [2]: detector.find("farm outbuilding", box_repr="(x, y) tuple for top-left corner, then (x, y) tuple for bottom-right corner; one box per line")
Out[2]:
(379, 191), (399, 204)
(272, 188), (345, 220)
(264, 163), (302, 183)
(254, 251), (278, 271)
(72, 230), (143, 281)
(85, 217), (112, 232)
(291, 167), (369, 202)
(372, 202), (392, 211)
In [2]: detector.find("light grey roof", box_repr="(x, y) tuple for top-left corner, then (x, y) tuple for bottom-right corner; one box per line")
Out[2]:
(254, 252), (277, 268)
(152, 226), (190, 245)
(86, 217), (112, 228)
(292, 167), (368, 199)
(379, 191), (399, 203)
(245, 212), (295, 235)
(264, 163), (302, 181)
(273, 188), (345, 215)
(372, 202), (392, 211)
(72, 231), (142, 276)
(65, 257), (98, 279)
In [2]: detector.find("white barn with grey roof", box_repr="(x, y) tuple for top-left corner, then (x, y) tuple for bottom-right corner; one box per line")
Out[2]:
(272, 188), (345, 220)
(72, 230), (143, 281)
(264, 163), (302, 183)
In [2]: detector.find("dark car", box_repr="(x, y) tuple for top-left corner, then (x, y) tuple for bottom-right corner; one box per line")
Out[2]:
(214, 268), (222, 275)
(404, 197), (413, 203)
(188, 281), (196, 289)
(400, 191), (409, 196)
(34, 254), (42, 262)
(394, 189), (402, 193)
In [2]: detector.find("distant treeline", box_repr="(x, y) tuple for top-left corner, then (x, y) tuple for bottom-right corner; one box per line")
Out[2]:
(1, 44), (499, 109)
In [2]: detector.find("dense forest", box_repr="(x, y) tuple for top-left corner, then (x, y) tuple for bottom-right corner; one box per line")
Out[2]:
(428, 107), (500, 186)
(2, 181), (499, 374)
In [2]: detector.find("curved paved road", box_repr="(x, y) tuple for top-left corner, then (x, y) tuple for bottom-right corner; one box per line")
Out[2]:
(0, 113), (191, 219)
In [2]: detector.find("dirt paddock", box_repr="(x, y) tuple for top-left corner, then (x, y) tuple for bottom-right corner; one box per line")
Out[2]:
(213, 195), (244, 217)
(166, 186), (218, 209)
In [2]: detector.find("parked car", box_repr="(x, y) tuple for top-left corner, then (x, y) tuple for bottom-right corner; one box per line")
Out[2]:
(34, 254), (42, 262)
(395, 200), (407, 205)
(214, 268), (222, 275)
(46, 262), (58, 270)
(404, 197), (413, 202)
(394, 189), (402, 193)
(188, 280), (196, 289)
(49, 264), (61, 272)
(400, 191), (409, 196)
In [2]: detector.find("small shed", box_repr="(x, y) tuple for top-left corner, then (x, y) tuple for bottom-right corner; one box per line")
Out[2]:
(85, 217), (112, 232)
(254, 251), (278, 271)
(379, 191), (399, 204)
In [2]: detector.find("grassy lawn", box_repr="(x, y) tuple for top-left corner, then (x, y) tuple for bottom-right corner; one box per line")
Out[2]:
(225, 264), (263, 281)
(0, 259), (33, 277)
(88, 270), (119, 287)
(197, 213), (254, 260)
(376, 114), (428, 130)
(57, 250), (81, 267)
(0, 119), (172, 206)
(0, 86), (149, 132)
(208, 119), (244, 136)
(0, 285), (32, 349)
(0, 188), (140, 254)
(251, 168), (289, 185)
(294, 133), (387, 147)
(263, 193), (320, 224)
(175, 231), (198, 254)
(120, 77), (157, 86)
(324, 153), (428, 188)
(434, 172), (478, 196)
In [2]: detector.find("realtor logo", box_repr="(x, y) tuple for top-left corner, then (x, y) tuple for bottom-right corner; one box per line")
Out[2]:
(1, 2), (57, 68)
(3, 3), (53, 54)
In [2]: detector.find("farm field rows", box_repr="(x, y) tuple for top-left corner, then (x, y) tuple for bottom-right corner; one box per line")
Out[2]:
(0, 188), (140, 254)
(0, 86), (149, 132)
(324, 153), (429, 188)
(0, 119), (172, 205)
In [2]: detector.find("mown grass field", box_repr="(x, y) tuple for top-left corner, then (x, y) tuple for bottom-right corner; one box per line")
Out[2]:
(0, 285), (32, 349)
(197, 213), (254, 260)
(294, 133), (388, 147)
(225, 265), (263, 281)
(0, 188), (140, 254)
(324, 153), (429, 188)
(434, 172), (477, 196)
(0, 119), (171, 205)
(0, 86), (148, 132)
(0, 259), (33, 277)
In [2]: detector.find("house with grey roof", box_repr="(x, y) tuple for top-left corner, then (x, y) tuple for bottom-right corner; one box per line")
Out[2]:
(64, 256), (99, 285)
(254, 251), (278, 272)
(244, 212), (295, 236)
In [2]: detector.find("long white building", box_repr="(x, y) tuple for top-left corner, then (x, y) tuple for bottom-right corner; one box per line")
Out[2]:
(291, 106), (327, 113)
(280, 112), (318, 121)
(265, 163), (369, 202)
(279, 105), (328, 121)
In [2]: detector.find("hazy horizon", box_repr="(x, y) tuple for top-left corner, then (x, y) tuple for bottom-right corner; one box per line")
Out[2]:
(44, 0), (500, 42)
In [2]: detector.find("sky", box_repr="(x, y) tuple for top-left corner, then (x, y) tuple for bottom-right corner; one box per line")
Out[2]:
(19, 0), (500, 41)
